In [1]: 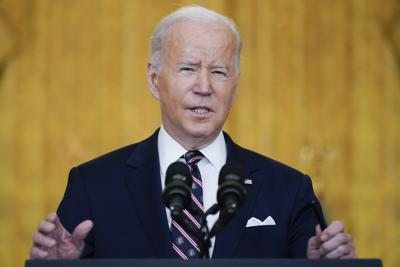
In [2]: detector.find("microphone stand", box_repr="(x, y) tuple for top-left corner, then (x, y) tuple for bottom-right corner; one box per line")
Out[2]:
(172, 203), (239, 259)
(198, 204), (219, 259)
(165, 162), (245, 259)
(172, 204), (221, 259)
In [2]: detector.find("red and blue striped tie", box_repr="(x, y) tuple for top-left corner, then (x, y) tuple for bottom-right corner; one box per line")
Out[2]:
(170, 150), (204, 259)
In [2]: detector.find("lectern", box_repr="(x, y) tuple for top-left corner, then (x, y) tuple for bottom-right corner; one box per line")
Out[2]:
(26, 258), (382, 267)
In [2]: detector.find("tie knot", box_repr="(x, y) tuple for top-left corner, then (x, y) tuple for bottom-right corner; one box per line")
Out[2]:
(184, 150), (204, 166)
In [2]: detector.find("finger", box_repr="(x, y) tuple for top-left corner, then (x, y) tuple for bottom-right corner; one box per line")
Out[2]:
(316, 224), (322, 235)
(29, 246), (49, 259)
(324, 243), (353, 259)
(36, 214), (69, 251)
(320, 220), (345, 242)
(315, 224), (323, 241)
(307, 236), (320, 249)
(45, 213), (58, 223)
(308, 225), (323, 249)
(46, 213), (65, 233)
(45, 214), (69, 240)
(319, 233), (351, 255)
(40, 213), (62, 235)
(33, 232), (56, 248)
(340, 250), (357, 259)
(38, 220), (56, 234)
(306, 225), (323, 259)
(72, 220), (93, 242)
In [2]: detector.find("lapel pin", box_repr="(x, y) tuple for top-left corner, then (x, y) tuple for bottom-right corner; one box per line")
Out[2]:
(244, 178), (252, 185)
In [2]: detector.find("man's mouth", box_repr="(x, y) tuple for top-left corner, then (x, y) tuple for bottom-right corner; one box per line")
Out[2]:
(190, 107), (211, 114)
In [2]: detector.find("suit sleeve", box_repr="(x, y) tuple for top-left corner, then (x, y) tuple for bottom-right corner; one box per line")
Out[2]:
(288, 175), (324, 257)
(57, 167), (94, 258)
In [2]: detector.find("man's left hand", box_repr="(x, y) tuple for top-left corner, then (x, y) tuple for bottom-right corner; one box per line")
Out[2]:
(307, 220), (357, 259)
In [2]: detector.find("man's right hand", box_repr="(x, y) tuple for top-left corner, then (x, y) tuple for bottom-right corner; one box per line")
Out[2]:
(29, 213), (93, 259)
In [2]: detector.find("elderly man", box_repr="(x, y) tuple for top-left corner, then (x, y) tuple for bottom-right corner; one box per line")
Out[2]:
(30, 6), (356, 260)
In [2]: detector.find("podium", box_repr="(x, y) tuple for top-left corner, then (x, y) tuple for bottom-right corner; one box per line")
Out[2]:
(25, 258), (382, 267)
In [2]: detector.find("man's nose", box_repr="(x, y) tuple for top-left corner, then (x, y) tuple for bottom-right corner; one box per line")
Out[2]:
(193, 70), (212, 95)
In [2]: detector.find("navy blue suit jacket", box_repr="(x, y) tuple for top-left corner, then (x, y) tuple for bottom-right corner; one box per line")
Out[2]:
(57, 129), (322, 258)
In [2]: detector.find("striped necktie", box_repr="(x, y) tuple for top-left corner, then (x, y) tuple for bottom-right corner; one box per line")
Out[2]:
(170, 150), (204, 259)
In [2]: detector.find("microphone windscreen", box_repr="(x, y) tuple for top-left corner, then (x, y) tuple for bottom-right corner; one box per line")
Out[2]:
(218, 163), (244, 185)
(165, 161), (192, 185)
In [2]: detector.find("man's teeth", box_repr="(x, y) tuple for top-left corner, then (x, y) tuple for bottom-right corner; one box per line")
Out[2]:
(192, 107), (209, 114)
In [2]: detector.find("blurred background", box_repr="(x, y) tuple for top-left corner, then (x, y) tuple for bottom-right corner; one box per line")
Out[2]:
(0, 0), (399, 266)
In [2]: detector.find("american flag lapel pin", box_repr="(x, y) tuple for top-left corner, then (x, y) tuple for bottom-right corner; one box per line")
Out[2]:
(244, 178), (252, 185)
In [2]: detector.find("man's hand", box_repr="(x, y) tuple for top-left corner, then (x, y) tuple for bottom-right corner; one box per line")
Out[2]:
(29, 213), (93, 259)
(307, 220), (356, 259)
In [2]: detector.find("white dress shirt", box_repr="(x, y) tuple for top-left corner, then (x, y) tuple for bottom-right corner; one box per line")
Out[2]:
(157, 125), (227, 257)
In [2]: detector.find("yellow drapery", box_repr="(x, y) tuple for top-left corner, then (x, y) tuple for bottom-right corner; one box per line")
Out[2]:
(0, 0), (399, 266)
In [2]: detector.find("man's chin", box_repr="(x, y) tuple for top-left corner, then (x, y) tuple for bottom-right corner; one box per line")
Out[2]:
(186, 127), (221, 143)
(186, 125), (216, 137)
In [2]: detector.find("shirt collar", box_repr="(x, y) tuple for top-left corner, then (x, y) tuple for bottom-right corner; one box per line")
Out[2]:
(158, 126), (227, 175)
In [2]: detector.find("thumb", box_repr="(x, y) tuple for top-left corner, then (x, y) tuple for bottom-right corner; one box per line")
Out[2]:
(307, 225), (323, 259)
(316, 224), (322, 236)
(72, 220), (93, 242)
(309, 224), (322, 248)
(315, 224), (324, 244)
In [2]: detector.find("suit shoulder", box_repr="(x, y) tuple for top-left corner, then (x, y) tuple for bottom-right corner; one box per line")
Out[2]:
(75, 130), (158, 172)
(77, 143), (137, 170)
(235, 144), (307, 179)
(235, 145), (315, 206)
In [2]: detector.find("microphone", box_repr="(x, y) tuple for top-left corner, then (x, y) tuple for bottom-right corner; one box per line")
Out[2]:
(217, 163), (246, 214)
(210, 163), (246, 236)
(162, 161), (192, 217)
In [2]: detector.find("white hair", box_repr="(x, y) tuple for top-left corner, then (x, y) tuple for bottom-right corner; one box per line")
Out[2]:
(149, 6), (242, 72)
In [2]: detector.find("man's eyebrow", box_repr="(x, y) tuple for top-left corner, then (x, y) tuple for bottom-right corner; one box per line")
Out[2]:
(212, 65), (228, 69)
(177, 61), (200, 66)
(211, 65), (230, 72)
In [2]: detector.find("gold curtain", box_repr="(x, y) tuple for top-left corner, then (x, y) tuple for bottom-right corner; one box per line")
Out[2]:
(0, 0), (399, 266)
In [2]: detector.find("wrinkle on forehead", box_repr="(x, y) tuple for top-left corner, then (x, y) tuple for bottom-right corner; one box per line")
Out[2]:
(163, 21), (237, 69)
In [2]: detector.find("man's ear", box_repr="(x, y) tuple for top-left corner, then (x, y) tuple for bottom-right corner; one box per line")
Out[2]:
(230, 72), (240, 105)
(147, 63), (160, 99)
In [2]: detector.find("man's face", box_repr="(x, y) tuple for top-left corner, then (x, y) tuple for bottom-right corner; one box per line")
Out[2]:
(148, 21), (239, 149)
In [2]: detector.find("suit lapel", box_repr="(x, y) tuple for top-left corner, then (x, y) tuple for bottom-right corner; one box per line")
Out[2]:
(212, 133), (267, 258)
(124, 129), (174, 258)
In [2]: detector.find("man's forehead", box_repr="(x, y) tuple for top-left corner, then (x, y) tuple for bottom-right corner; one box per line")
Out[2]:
(177, 59), (229, 69)
(164, 23), (235, 53)
(166, 21), (234, 44)
(165, 44), (235, 66)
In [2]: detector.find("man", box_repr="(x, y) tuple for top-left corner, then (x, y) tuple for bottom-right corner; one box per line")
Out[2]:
(29, 6), (356, 260)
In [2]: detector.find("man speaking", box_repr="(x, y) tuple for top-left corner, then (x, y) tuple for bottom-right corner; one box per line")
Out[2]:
(29, 6), (356, 260)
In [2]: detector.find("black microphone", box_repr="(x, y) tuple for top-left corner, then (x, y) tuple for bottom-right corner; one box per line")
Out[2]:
(217, 163), (246, 214)
(210, 163), (246, 236)
(162, 161), (192, 217)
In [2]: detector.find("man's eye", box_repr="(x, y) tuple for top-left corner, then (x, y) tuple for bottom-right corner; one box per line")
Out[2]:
(212, 70), (227, 77)
(180, 67), (195, 72)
